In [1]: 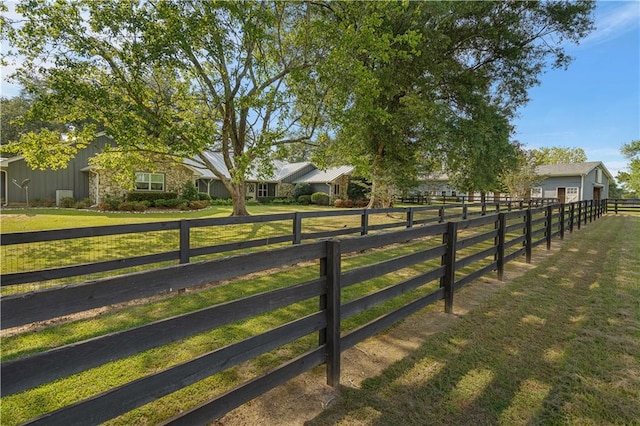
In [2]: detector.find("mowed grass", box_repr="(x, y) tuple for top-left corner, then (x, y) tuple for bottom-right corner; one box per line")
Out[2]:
(308, 213), (640, 425)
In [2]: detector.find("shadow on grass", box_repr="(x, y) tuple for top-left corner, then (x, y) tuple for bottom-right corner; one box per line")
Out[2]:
(307, 215), (640, 426)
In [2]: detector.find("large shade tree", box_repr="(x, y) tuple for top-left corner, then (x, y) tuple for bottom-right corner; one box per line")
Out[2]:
(618, 140), (640, 197)
(2, 1), (330, 215)
(317, 1), (594, 207)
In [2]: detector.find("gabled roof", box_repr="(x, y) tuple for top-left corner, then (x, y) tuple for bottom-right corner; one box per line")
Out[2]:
(184, 151), (313, 182)
(293, 165), (354, 184)
(535, 161), (613, 180)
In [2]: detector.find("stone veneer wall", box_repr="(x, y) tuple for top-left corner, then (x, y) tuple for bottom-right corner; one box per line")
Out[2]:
(334, 174), (350, 198)
(89, 158), (197, 204)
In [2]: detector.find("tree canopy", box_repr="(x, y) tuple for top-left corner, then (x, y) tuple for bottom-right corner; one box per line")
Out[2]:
(2, 1), (595, 212)
(3, 1), (330, 215)
(618, 140), (640, 197)
(314, 1), (594, 207)
(531, 146), (588, 165)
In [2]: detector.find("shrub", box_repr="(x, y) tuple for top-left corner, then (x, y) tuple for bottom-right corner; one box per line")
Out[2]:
(165, 198), (185, 208)
(103, 196), (122, 211)
(188, 200), (209, 210)
(182, 180), (199, 202)
(246, 199), (261, 206)
(126, 192), (178, 203)
(343, 199), (354, 208)
(198, 192), (211, 201)
(334, 199), (344, 208)
(211, 198), (233, 206)
(292, 183), (313, 200)
(311, 192), (330, 206)
(269, 197), (293, 205)
(154, 199), (168, 208)
(347, 177), (371, 201)
(355, 199), (368, 208)
(74, 198), (92, 209)
(297, 194), (311, 205)
(59, 197), (76, 208)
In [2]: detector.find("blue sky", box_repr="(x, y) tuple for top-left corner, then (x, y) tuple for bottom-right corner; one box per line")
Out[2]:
(2, 1), (638, 178)
(513, 1), (640, 178)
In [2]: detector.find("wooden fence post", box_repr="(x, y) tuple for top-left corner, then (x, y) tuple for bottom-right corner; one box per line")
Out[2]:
(463, 205), (468, 219)
(525, 209), (532, 263)
(546, 205), (553, 250)
(361, 209), (369, 236)
(481, 203), (486, 216)
(615, 199), (618, 214)
(406, 208), (414, 228)
(439, 206), (445, 223)
(577, 202), (582, 230)
(569, 203), (575, 233)
(293, 213), (302, 244)
(497, 213), (506, 280)
(559, 204), (565, 240)
(589, 200), (594, 223)
(179, 220), (190, 264)
(442, 221), (457, 314)
(325, 240), (341, 387)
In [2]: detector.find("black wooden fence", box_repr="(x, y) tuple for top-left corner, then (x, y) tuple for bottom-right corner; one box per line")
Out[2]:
(608, 198), (640, 213)
(0, 199), (607, 425)
(2, 200), (559, 290)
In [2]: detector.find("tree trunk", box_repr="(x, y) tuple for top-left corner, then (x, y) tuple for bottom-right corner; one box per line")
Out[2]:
(366, 159), (394, 209)
(229, 182), (250, 216)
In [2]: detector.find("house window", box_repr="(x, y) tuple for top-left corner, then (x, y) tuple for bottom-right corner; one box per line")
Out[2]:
(596, 169), (602, 183)
(135, 172), (165, 191)
(531, 187), (543, 198)
(333, 184), (340, 196)
(257, 183), (268, 198)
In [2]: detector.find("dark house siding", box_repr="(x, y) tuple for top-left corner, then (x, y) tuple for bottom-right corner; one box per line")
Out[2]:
(3, 135), (112, 204)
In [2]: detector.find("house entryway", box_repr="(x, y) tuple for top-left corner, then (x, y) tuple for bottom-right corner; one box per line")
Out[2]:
(557, 187), (566, 204)
(593, 187), (601, 200)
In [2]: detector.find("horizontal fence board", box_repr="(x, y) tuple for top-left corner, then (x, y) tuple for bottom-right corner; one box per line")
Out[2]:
(0, 221), (181, 246)
(531, 227), (547, 238)
(341, 287), (445, 350)
(162, 348), (326, 426)
(189, 213), (295, 227)
(342, 267), (445, 319)
(189, 235), (292, 257)
(367, 222), (409, 232)
(454, 261), (497, 290)
(2, 279), (326, 396)
(455, 246), (497, 270)
(504, 247), (526, 264)
(340, 223), (447, 254)
(23, 313), (325, 426)
(1, 242), (326, 328)
(531, 237), (547, 249)
(299, 209), (365, 219)
(531, 217), (547, 227)
(456, 229), (498, 250)
(504, 235), (526, 250)
(458, 214), (498, 229)
(341, 246), (446, 288)
(301, 227), (365, 241)
(505, 222), (525, 233)
(1, 251), (180, 287)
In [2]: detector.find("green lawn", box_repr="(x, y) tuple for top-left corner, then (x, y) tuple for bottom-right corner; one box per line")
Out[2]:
(308, 213), (640, 425)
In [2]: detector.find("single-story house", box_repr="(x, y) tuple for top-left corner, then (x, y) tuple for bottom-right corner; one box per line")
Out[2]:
(1, 134), (353, 205)
(410, 173), (460, 197)
(532, 161), (612, 203)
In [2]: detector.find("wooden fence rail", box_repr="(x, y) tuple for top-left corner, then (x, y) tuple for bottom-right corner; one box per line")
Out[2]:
(608, 198), (640, 213)
(0, 199), (607, 425)
(1, 200), (560, 290)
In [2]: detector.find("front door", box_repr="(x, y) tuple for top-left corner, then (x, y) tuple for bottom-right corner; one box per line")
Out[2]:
(593, 187), (601, 201)
(557, 187), (566, 204)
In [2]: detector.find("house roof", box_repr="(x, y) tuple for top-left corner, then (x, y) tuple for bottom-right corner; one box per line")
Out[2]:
(293, 165), (354, 184)
(535, 161), (613, 180)
(184, 151), (313, 182)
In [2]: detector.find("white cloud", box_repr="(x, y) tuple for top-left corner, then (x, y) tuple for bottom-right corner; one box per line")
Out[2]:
(581, 2), (640, 47)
